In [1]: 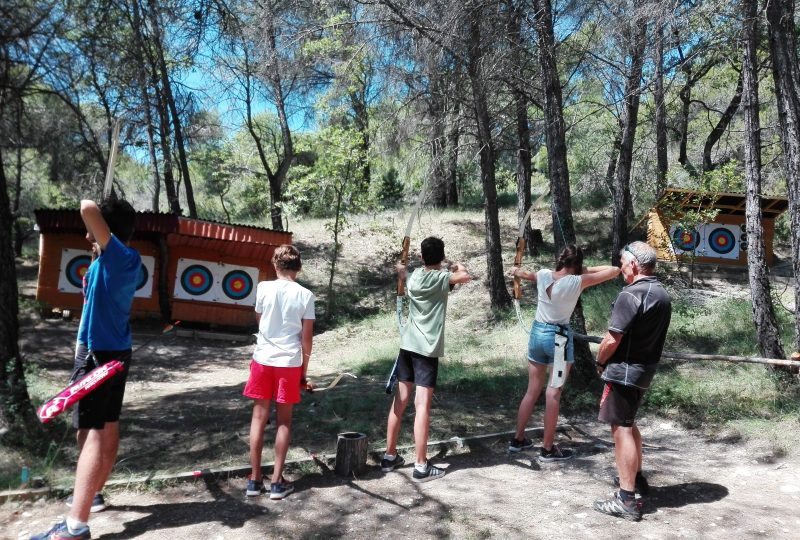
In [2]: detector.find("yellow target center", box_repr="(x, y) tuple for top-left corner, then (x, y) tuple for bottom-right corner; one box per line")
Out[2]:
(191, 275), (203, 285)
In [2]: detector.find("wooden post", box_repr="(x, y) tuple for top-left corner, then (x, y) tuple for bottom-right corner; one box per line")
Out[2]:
(334, 432), (368, 477)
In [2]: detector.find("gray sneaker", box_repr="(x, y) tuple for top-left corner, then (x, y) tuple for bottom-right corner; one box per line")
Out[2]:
(538, 445), (575, 463)
(508, 437), (534, 453)
(380, 454), (405, 472)
(412, 462), (445, 483)
(593, 492), (642, 521)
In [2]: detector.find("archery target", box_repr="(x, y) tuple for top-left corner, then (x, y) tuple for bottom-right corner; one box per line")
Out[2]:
(670, 226), (702, 253)
(173, 259), (258, 305)
(705, 224), (740, 259)
(174, 259), (217, 302)
(221, 269), (254, 301)
(58, 249), (92, 293)
(134, 255), (156, 299)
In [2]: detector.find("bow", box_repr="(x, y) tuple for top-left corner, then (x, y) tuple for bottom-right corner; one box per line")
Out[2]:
(512, 189), (550, 332)
(396, 188), (426, 330)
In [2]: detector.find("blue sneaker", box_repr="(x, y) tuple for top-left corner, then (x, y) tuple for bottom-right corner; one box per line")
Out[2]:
(269, 480), (295, 500)
(29, 520), (91, 539)
(245, 479), (266, 497)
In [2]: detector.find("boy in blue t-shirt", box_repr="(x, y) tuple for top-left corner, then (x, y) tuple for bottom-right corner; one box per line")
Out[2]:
(33, 198), (140, 540)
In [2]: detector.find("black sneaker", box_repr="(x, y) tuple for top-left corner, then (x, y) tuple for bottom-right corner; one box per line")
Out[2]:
(29, 520), (91, 539)
(65, 492), (107, 512)
(269, 480), (295, 500)
(412, 462), (445, 483)
(593, 492), (643, 521)
(245, 479), (266, 497)
(614, 474), (650, 496)
(380, 454), (405, 472)
(508, 437), (534, 453)
(538, 445), (575, 463)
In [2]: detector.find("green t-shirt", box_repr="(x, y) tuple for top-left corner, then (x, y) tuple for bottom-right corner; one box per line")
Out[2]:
(400, 267), (452, 358)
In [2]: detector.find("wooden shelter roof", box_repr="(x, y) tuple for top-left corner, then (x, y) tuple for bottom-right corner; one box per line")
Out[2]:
(34, 209), (291, 246)
(653, 188), (788, 219)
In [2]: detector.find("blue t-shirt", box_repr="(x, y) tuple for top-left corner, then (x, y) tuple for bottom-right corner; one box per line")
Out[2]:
(77, 236), (141, 351)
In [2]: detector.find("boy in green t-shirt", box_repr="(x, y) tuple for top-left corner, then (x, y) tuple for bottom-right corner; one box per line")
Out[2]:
(381, 237), (471, 482)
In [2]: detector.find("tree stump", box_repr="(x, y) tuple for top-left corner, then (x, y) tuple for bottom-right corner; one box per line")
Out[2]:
(334, 432), (368, 477)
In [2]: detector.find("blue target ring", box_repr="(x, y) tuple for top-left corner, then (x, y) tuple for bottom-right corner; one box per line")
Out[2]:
(66, 255), (92, 288)
(672, 227), (701, 251)
(181, 264), (213, 296)
(708, 228), (736, 254)
(137, 264), (149, 291)
(222, 270), (253, 300)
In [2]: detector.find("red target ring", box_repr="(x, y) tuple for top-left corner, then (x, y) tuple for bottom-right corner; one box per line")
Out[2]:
(222, 270), (253, 300)
(181, 265), (214, 296)
(66, 255), (92, 288)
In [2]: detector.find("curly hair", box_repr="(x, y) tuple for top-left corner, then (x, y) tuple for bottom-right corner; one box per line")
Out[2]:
(272, 244), (302, 271)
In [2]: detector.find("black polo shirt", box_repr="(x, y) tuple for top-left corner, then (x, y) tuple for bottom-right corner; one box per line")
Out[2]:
(601, 276), (672, 389)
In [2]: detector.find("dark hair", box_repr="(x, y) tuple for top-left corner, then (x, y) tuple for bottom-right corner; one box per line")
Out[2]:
(555, 244), (583, 274)
(420, 236), (445, 265)
(272, 244), (302, 271)
(100, 198), (136, 242)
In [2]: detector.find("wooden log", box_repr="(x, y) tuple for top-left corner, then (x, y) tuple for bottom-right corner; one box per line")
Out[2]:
(573, 332), (800, 368)
(334, 432), (368, 477)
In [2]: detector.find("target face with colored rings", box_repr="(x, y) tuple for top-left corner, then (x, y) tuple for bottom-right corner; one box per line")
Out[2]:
(181, 265), (214, 295)
(137, 264), (149, 291)
(66, 255), (92, 288)
(222, 270), (253, 300)
(672, 227), (701, 251)
(708, 227), (736, 254)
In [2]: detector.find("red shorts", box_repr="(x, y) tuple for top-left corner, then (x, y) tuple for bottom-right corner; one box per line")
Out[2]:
(243, 360), (302, 404)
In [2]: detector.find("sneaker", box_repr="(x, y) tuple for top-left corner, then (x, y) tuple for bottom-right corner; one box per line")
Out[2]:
(380, 454), (405, 472)
(245, 479), (266, 497)
(269, 480), (295, 500)
(65, 493), (106, 513)
(593, 492), (643, 521)
(29, 520), (91, 540)
(508, 437), (534, 453)
(538, 445), (575, 463)
(614, 474), (650, 496)
(412, 462), (445, 483)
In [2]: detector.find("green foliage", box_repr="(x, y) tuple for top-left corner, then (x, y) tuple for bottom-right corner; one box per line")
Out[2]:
(373, 167), (404, 208)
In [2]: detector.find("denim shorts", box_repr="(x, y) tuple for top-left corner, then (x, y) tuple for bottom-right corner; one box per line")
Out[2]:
(527, 321), (575, 365)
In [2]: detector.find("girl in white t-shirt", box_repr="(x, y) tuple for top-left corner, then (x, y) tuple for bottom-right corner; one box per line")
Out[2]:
(508, 245), (620, 462)
(243, 245), (315, 500)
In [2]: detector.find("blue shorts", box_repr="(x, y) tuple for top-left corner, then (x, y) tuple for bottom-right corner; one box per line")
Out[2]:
(527, 321), (574, 365)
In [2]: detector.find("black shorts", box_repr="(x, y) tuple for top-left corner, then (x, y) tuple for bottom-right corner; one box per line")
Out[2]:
(598, 382), (644, 427)
(396, 349), (439, 388)
(72, 343), (132, 430)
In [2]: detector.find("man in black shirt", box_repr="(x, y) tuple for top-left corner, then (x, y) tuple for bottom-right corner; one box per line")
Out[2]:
(593, 241), (672, 521)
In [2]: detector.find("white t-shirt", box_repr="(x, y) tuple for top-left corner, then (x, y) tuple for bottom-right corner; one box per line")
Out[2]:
(534, 269), (582, 325)
(252, 279), (315, 367)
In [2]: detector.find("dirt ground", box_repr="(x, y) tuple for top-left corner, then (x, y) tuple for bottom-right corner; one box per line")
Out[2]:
(5, 209), (799, 538)
(3, 416), (799, 539)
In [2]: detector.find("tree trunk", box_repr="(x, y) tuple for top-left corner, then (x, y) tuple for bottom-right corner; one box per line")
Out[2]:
(130, 0), (161, 212)
(445, 99), (460, 207)
(510, 1), (535, 255)
(532, 0), (577, 252)
(678, 71), (692, 171)
(467, 9), (511, 310)
(531, 0), (593, 381)
(148, 2), (196, 218)
(654, 20), (668, 195)
(0, 144), (40, 446)
(13, 103), (24, 256)
(703, 69), (744, 173)
(611, 10), (647, 266)
(766, 0), (800, 353)
(742, 0), (786, 362)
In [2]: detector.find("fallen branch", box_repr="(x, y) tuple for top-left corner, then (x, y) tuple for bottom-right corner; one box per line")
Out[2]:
(573, 332), (800, 368)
